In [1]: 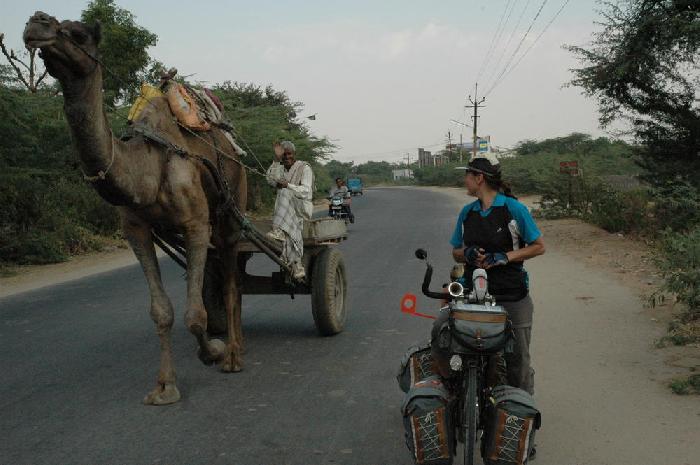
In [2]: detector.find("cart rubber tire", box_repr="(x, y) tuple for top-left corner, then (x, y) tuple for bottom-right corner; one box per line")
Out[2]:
(311, 248), (347, 336)
(203, 255), (227, 336)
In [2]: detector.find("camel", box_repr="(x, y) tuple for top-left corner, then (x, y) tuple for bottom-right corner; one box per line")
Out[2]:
(23, 11), (248, 405)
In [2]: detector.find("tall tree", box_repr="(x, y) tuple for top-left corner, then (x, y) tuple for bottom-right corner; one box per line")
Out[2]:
(566, 0), (699, 188)
(0, 33), (48, 92)
(81, 0), (158, 105)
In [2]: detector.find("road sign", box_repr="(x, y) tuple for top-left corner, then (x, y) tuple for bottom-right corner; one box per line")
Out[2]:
(560, 160), (579, 175)
(478, 139), (489, 152)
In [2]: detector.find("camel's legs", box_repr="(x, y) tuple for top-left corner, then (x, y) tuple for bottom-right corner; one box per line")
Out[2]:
(121, 212), (180, 405)
(221, 246), (243, 372)
(183, 223), (225, 365)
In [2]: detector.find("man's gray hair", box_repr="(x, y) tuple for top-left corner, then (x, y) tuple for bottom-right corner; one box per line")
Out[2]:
(280, 141), (296, 153)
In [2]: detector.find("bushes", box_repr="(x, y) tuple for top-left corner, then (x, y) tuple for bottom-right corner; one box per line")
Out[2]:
(0, 169), (119, 265)
(650, 180), (700, 233)
(656, 226), (700, 323)
(586, 184), (651, 235)
(413, 162), (462, 186)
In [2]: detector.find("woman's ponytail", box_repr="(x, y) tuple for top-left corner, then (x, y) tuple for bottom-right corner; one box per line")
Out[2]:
(501, 180), (517, 199)
(485, 175), (517, 200)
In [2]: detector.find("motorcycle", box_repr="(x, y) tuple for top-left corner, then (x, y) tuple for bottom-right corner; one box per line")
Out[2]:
(327, 193), (354, 224)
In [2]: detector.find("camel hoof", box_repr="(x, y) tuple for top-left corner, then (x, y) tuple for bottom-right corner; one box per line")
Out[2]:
(143, 383), (181, 405)
(221, 357), (243, 373)
(197, 338), (226, 366)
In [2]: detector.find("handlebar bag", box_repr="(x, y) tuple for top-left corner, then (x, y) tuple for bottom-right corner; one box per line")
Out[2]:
(482, 385), (540, 465)
(397, 342), (436, 393)
(443, 309), (510, 354)
(401, 376), (455, 465)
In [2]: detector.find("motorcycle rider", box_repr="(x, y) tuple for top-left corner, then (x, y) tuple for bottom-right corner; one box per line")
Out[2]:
(329, 177), (355, 223)
(433, 152), (545, 396)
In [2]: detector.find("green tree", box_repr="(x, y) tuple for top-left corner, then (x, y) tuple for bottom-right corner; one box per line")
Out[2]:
(324, 160), (354, 181)
(81, 0), (158, 105)
(566, 1), (700, 190)
(212, 81), (335, 209)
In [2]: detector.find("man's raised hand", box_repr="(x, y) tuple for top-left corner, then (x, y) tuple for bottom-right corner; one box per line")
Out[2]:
(273, 142), (284, 162)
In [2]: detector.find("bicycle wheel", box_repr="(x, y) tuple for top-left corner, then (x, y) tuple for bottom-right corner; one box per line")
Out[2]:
(464, 365), (478, 465)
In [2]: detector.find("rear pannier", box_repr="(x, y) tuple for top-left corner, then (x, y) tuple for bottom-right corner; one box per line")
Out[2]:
(401, 376), (454, 465)
(397, 342), (436, 392)
(482, 385), (541, 465)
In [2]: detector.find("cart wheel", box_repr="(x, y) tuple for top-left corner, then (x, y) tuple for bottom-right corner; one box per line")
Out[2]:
(203, 254), (227, 336)
(311, 248), (347, 336)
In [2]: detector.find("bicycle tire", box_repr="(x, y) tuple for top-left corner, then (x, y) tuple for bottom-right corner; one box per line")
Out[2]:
(464, 365), (478, 465)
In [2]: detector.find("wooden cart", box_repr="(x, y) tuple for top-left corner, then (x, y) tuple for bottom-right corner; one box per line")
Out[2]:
(157, 217), (349, 337)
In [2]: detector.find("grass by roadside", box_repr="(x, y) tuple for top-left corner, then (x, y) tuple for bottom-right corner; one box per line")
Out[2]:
(670, 374), (700, 395)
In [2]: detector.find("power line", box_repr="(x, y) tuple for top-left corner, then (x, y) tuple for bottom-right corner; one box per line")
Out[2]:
(475, 0), (514, 85)
(482, 0), (533, 90)
(487, 0), (521, 76)
(484, 0), (549, 97)
(487, 0), (572, 96)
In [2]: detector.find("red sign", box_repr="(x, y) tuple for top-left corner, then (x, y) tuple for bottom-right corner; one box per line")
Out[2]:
(560, 160), (579, 174)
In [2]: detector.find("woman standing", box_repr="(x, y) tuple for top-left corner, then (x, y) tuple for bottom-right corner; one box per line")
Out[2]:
(448, 153), (545, 395)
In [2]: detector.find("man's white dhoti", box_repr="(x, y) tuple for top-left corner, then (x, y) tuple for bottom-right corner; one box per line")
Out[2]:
(267, 160), (313, 267)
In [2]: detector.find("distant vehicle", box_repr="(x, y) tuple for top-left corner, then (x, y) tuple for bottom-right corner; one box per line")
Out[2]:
(347, 177), (363, 196)
(328, 193), (353, 224)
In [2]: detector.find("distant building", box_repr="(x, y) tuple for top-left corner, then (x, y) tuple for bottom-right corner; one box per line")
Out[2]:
(418, 148), (432, 167)
(392, 168), (413, 180)
(433, 152), (450, 166)
(418, 148), (450, 167)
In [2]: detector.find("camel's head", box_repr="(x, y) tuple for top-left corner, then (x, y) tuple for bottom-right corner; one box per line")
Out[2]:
(23, 11), (101, 81)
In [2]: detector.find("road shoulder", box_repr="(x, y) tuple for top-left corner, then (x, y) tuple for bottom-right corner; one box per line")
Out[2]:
(1, 202), (331, 298)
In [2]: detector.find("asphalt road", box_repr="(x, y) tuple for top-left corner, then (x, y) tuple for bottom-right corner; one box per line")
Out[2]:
(2, 187), (699, 465)
(0, 187), (459, 465)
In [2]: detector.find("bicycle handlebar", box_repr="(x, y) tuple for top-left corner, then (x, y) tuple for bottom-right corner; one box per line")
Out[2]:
(421, 264), (451, 300)
(420, 263), (526, 303)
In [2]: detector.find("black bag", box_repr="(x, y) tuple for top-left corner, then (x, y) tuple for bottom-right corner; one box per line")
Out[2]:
(401, 376), (455, 465)
(435, 305), (511, 354)
(397, 342), (436, 392)
(482, 385), (541, 465)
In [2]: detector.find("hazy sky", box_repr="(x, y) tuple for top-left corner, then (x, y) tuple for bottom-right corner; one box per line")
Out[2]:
(1, 1), (611, 163)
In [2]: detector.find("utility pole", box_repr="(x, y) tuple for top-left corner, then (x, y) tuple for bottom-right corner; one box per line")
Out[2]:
(459, 133), (463, 162)
(447, 131), (452, 161)
(403, 153), (412, 179)
(467, 83), (486, 160)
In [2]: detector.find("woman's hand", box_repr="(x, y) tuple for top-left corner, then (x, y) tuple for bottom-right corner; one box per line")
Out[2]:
(463, 246), (485, 266)
(481, 252), (509, 269)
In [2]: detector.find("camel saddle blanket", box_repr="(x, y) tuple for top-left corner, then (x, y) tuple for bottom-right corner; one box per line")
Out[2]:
(166, 82), (211, 131)
(128, 82), (246, 156)
(127, 83), (164, 122)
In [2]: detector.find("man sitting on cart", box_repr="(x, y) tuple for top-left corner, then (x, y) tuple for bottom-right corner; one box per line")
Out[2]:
(266, 141), (314, 280)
